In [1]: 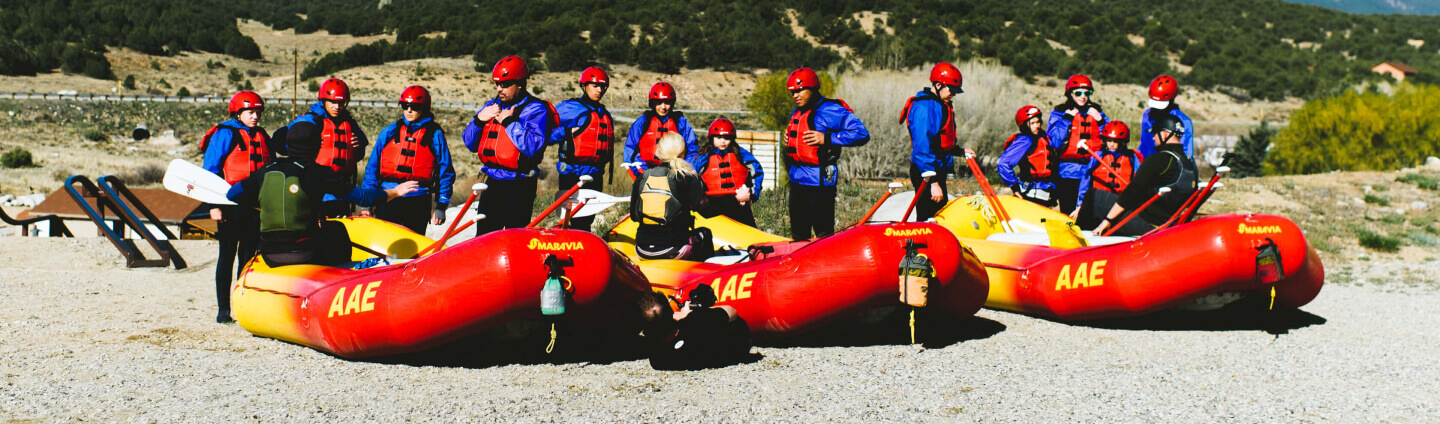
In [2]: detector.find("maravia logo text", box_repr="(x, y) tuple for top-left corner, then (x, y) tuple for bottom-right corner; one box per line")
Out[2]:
(528, 238), (584, 250)
(1237, 223), (1283, 235)
(884, 227), (933, 237)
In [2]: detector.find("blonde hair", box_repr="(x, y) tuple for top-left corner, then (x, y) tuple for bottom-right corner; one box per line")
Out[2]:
(655, 133), (695, 176)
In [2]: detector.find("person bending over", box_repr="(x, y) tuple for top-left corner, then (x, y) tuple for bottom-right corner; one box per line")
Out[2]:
(639, 286), (751, 370)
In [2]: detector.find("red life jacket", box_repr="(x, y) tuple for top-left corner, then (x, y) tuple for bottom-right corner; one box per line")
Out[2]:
(1058, 109), (1102, 162)
(200, 125), (273, 184)
(1090, 151), (1136, 193)
(477, 96), (559, 172)
(784, 98), (851, 166)
(1002, 133), (1055, 181)
(700, 151), (749, 196)
(310, 113), (357, 175)
(635, 111), (682, 166)
(563, 102), (614, 166)
(377, 120), (439, 184)
(898, 93), (959, 155)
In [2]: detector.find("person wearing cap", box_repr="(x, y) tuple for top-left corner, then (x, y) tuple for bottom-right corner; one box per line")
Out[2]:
(225, 121), (420, 267)
(550, 67), (616, 233)
(692, 117), (764, 227)
(1092, 114), (1197, 236)
(899, 62), (965, 222)
(997, 105), (1059, 207)
(1073, 121), (1143, 230)
(1046, 74), (1109, 216)
(462, 55), (559, 236)
(358, 85), (456, 234)
(625, 81), (699, 173)
(782, 67), (870, 239)
(284, 78), (370, 218)
(201, 91), (274, 323)
(1138, 75), (1195, 158)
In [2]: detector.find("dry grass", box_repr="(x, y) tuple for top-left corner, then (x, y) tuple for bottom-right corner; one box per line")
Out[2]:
(835, 61), (1035, 179)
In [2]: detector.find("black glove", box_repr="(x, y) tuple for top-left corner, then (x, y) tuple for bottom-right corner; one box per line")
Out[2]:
(432, 208), (446, 224)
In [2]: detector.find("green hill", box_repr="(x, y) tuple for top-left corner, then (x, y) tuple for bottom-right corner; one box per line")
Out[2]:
(3, 0), (1439, 100)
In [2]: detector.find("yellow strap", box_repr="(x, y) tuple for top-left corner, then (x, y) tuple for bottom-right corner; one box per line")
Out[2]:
(545, 322), (557, 354)
(1269, 287), (1277, 311)
(909, 308), (917, 345)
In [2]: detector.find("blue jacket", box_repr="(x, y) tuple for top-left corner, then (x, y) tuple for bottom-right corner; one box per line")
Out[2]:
(996, 133), (1057, 192)
(287, 102), (370, 202)
(551, 97), (612, 177)
(201, 119), (267, 178)
(905, 88), (954, 174)
(1075, 148), (1143, 210)
(690, 146), (765, 201)
(787, 96), (870, 187)
(1138, 107), (1194, 158)
(1046, 107), (1109, 180)
(461, 92), (554, 181)
(624, 111), (699, 172)
(360, 114), (457, 205)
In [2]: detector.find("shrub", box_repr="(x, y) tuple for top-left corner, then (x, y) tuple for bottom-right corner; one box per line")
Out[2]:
(1363, 193), (1389, 206)
(1358, 230), (1402, 253)
(176, 87), (191, 97)
(1, 148), (33, 168)
(122, 75), (136, 90)
(1397, 173), (1439, 190)
(745, 69), (836, 131)
(1268, 84), (1440, 175)
(118, 163), (166, 186)
(1229, 121), (1275, 177)
(83, 129), (106, 142)
(308, 80), (320, 92)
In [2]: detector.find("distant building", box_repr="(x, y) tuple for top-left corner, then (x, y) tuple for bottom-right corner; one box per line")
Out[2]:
(1372, 62), (1417, 82)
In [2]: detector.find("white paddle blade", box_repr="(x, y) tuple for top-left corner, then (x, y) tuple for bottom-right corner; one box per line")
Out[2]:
(571, 189), (631, 218)
(869, 191), (917, 222)
(163, 159), (235, 205)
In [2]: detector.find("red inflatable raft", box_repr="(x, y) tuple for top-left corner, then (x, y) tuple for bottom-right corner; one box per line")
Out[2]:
(617, 222), (990, 338)
(232, 218), (651, 358)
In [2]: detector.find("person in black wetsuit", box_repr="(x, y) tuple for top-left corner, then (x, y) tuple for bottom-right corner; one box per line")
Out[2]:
(630, 132), (718, 260)
(1092, 114), (1198, 236)
(639, 286), (751, 370)
(226, 121), (419, 267)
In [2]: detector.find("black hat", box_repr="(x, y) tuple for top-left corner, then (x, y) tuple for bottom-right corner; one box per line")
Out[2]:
(285, 121), (321, 161)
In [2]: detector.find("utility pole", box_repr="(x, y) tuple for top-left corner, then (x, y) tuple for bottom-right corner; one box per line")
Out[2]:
(292, 49), (299, 117)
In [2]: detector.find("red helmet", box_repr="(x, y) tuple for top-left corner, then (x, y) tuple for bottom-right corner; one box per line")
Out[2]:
(492, 55), (529, 82)
(1148, 75), (1178, 102)
(1014, 105), (1042, 131)
(579, 67), (609, 85)
(929, 62), (963, 90)
(786, 68), (820, 91)
(399, 85), (430, 108)
(708, 118), (736, 138)
(1064, 74), (1093, 93)
(318, 78), (349, 104)
(1100, 121), (1130, 141)
(228, 91), (264, 114)
(649, 82), (676, 101)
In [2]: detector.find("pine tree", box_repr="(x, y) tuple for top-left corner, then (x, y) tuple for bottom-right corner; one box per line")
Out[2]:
(1230, 121), (1275, 177)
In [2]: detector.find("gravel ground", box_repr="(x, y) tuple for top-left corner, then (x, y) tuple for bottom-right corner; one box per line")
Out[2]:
(1, 238), (1437, 423)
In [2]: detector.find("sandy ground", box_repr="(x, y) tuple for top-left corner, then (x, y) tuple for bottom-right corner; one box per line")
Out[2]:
(0, 237), (1436, 422)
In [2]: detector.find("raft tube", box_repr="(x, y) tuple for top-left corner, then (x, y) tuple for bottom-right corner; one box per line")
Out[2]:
(610, 221), (990, 338)
(933, 195), (1325, 320)
(232, 217), (651, 358)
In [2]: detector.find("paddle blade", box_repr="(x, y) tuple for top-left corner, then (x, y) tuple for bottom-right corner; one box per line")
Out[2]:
(162, 159), (235, 205)
(571, 189), (630, 218)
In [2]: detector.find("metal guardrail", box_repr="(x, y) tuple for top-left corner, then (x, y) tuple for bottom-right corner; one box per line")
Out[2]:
(0, 206), (72, 238)
(0, 91), (760, 113)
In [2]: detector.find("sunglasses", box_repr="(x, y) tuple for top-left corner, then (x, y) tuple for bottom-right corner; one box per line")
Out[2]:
(399, 102), (425, 111)
(1071, 90), (1092, 97)
(496, 81), (520, 89)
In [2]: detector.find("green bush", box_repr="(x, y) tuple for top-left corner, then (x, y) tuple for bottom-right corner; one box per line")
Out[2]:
(1358, 230), (1402, 253)
(745, 69), (836, 131)
(176, 87), (191, 97)
(1, 148), (33, 168)
(1397, 173), (1439, 190)
(122, 75), (136, 90)
(83, 129), (106, 142)
(1269, 84), (1440, 175)
(1363, 193), (1389, 206)
(1229, 121), (1276, 177)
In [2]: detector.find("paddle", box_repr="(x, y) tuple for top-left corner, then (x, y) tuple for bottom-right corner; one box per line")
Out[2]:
(857, 181), (906, 225)
(902, 171), (936, 222)
(526, 175), (591, 228)
(570, 189), (631, 218)
(162, 159), (236, 205)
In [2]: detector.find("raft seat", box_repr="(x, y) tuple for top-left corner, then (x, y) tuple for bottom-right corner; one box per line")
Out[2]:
(985, 231), (1133, 248)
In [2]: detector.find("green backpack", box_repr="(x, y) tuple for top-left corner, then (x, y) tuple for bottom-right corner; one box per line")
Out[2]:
(259, 169), (313, 233)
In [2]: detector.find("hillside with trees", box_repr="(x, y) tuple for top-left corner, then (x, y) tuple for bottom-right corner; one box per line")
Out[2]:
(4, 0), (1440, 102)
